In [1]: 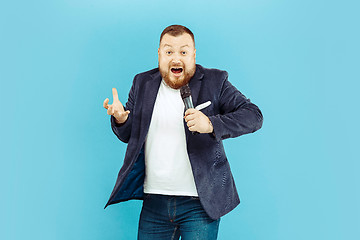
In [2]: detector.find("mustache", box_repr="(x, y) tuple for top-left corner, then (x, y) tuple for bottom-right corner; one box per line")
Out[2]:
(169, 63), (184, 68)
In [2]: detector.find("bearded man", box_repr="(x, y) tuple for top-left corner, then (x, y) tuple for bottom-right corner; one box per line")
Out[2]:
(103, 24), (263, 240)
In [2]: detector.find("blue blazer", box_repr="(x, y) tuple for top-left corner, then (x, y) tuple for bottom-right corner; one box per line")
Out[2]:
(105, 64), (263, 220)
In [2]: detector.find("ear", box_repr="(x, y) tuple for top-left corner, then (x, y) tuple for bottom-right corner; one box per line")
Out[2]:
(194, 48), (196, 58)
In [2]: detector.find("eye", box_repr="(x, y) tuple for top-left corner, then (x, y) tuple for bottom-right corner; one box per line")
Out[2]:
(181, 51), (187, 55)
(166, 51), (172, 55)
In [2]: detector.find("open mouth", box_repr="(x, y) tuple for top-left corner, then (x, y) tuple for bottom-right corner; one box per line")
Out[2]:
(171, 67), (183, 74)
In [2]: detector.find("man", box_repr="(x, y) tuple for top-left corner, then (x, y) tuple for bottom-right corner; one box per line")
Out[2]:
(103, 25), (263, 240)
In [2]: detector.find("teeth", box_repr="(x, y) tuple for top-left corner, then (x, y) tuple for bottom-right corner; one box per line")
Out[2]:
(171, 67), (183, 73)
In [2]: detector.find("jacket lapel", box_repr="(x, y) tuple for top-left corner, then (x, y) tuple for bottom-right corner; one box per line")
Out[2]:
(185, 65), (205, 142)
(188, 64), (205, 108)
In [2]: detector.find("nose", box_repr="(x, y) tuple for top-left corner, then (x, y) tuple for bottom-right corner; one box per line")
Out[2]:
(171, 53), (182, 65)
(172, 59), (181, 65)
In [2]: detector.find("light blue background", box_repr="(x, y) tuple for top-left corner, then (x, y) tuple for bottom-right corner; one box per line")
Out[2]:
(1, 0), (359, 239)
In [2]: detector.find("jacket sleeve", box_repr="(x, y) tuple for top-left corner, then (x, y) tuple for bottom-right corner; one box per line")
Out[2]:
(110, 75), (138, 143)
(208, 72), (263, 142)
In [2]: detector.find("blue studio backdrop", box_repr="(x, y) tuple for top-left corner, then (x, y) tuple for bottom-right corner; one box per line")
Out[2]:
(1, 0), (359, 239)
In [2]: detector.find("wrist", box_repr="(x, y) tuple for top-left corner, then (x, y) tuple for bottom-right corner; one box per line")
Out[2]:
(114, 118), (122, 124)
(114, 116), (127, 125)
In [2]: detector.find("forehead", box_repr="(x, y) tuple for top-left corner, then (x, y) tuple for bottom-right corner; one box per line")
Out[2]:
(160, 33), (194, 48)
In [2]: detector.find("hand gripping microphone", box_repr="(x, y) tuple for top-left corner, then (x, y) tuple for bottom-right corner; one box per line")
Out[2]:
(180, 84), (199, 135)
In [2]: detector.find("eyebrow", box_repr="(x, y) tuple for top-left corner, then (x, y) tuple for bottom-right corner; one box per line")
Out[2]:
(163, 44), (190, 48)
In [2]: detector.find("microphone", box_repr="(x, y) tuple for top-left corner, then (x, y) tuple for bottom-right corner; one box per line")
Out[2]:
(180, 84), (199, 135)
(180, 84), (194, 110)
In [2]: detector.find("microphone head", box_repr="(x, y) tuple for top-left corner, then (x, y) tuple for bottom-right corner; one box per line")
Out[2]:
(180, 84), (191, 99)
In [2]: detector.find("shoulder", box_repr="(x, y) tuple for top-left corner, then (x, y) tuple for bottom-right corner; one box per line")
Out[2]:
(131, 67), (160, 85)
(197, 64), (228, 80)
(136, 67), (159, 78)
(196, 64), (228, 84)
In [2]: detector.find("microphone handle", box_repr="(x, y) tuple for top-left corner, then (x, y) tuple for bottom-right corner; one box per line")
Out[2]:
(183, 97), (194, 110)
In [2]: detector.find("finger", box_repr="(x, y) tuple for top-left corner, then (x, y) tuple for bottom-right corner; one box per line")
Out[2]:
(184, 108), (196, 117)
(116, 110), (128, 119)
(112, 88), (119, 102)
(189, 125), (197, 132)
(103, 98), (109, 109)
(107, 105), (114, 115)
(184, 114), (196, 122)
(187, 120), (195, 128)
(114, 110), (130, 122)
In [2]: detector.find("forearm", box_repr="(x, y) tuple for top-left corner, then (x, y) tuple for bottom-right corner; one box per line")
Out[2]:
(110, 75), (138, 143)
(208, 102), (263, 141)
(111, 112), (132, 143)
(209, 72), (263, 141)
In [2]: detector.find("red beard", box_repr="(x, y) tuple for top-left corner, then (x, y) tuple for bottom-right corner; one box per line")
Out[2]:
(159, 63), (196, 89)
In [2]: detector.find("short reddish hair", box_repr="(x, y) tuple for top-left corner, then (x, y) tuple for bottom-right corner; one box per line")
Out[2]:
(160, 25), (195, 46)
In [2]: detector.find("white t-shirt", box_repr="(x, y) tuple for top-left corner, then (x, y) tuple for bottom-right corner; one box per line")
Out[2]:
(143, 80), (198, 196)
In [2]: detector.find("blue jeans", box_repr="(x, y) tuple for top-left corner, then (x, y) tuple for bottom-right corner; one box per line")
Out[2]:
(138, 194), (220, 240)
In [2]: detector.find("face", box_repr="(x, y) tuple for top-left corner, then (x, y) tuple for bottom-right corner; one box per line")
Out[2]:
(158, 33), (196, 89)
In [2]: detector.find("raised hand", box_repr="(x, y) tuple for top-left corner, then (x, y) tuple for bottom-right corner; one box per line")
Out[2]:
(103, 88), (130, 124)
